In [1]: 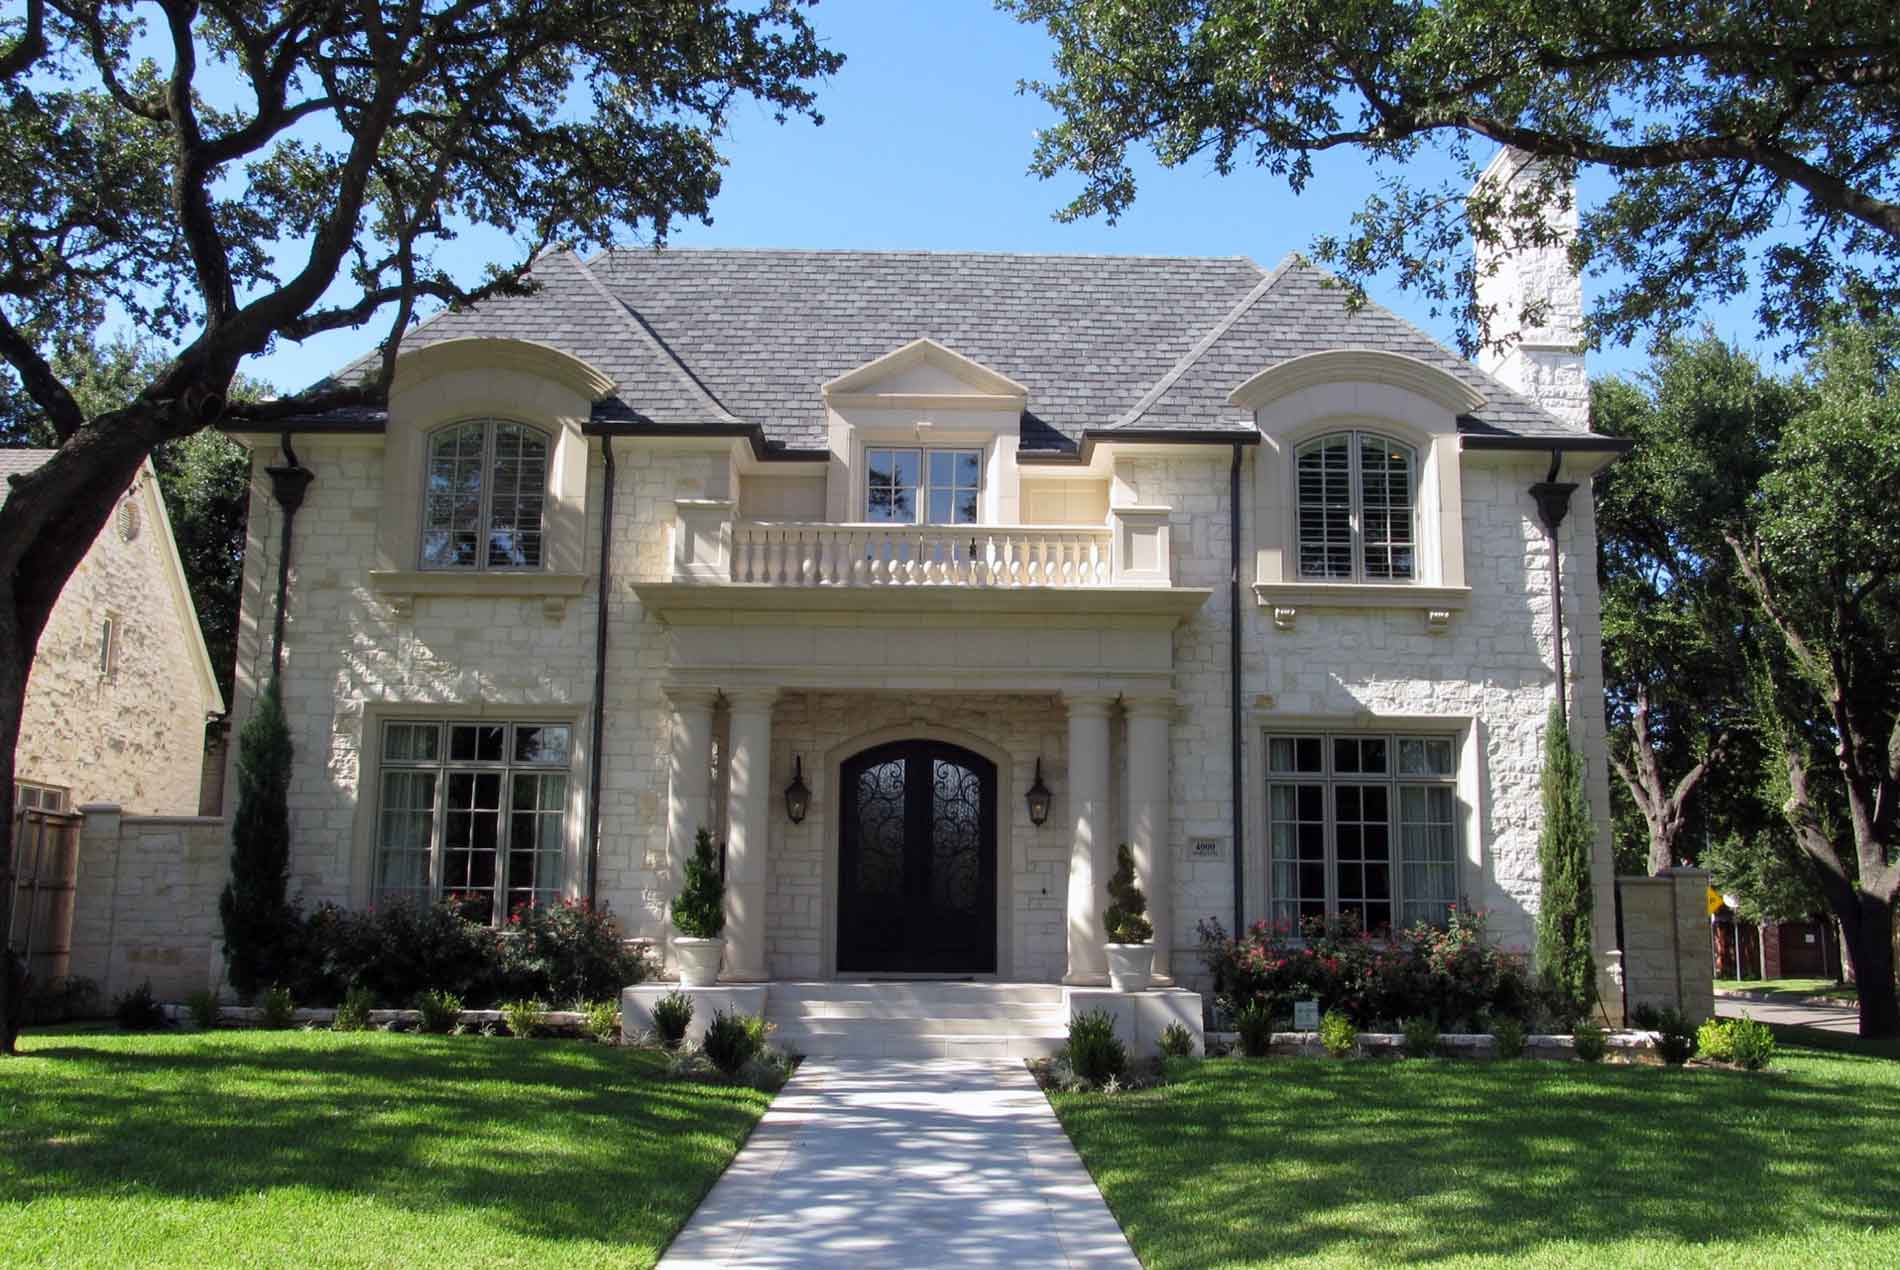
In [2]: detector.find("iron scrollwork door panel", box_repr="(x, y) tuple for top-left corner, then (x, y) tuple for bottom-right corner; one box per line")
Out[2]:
(838, 741), (997, 973)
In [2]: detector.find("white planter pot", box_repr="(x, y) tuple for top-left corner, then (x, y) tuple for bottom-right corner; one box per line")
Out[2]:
(673, 937), (723, 988)
(1105, 943), (1155, 992)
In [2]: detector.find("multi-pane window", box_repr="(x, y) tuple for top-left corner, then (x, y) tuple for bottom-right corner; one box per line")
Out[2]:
(1295, 432), (1416, 581)
(13, 782), (70, 813)
(1267, 733), (1459, 935)
(422, 419), (549, 569)
(376, 721), (571, 924)
(864, 447), (980, 524)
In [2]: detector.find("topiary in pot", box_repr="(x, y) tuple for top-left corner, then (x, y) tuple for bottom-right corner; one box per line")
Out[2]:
(1103, 844), (1155, 991)
(670, 828), (726, 987)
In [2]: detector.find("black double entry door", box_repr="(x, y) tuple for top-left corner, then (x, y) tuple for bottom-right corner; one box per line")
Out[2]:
(838, 740), (998, 974)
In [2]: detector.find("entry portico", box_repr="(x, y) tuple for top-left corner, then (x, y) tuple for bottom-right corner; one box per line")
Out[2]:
(643, 578), (1204, 986)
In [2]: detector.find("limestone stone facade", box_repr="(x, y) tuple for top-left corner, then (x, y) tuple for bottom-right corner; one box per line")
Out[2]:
(6, 452), (223, 815)
(200, 187), (1629, 1005)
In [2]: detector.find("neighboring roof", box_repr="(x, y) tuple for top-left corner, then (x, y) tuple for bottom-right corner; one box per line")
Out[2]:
(0, 447), (57, 507)
(0, 447), (225, 714)
(274, 247), (1602, 453)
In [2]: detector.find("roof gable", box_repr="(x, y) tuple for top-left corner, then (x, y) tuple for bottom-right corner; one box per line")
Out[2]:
(823, 337), (1029, 408)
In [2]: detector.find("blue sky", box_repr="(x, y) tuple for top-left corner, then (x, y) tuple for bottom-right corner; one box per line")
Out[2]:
(254, 0), (1767, 395)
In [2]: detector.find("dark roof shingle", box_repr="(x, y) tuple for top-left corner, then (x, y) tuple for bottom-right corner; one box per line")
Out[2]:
(286, 248), (1597, 449)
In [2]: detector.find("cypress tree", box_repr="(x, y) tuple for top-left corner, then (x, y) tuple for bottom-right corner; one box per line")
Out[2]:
(1536, 700), (1598, 1025)
(219, 676), (296, 1000)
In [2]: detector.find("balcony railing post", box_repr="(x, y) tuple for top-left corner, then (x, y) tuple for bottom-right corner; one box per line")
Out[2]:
(711, 521), (1130, 590)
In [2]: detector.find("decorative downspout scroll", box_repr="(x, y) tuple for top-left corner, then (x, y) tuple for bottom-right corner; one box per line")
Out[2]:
(265, 436), (315, 680)
(1529, 451), (1578, 721)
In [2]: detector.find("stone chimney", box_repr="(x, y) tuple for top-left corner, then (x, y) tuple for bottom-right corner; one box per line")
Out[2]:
(1471, 147), (1588, 429)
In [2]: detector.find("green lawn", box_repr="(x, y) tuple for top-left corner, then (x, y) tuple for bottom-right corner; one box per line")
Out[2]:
(1716, 977), (1857, 1001)
(1050, 1043), (1900, 1268)
(0, 1027), (770, 1266)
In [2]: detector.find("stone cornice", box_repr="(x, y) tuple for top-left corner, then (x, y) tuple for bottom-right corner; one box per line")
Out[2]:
(1229, 350), (1486, 414)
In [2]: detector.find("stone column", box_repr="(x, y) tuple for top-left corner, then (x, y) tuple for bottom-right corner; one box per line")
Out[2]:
(1124, 695), (1174, 980)
(664, 686), (719, 970)
(722, 687), (778, 982)
(1064, 693), (1115, 985)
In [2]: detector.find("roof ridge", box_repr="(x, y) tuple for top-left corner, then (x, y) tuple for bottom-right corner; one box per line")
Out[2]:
(1109, 257), (1290, 430)
(596, 244), (1259, 264)
(564, 251), (744, 425)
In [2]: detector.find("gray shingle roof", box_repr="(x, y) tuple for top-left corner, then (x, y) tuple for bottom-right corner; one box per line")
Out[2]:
(286, 248), (1597, 450)
(0, 447), (53, 509)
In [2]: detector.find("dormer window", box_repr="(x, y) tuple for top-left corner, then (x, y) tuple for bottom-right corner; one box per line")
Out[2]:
(1296, 432), (1416, 582)
(422, 419), (548, 569)
(865, 447), (980, 524)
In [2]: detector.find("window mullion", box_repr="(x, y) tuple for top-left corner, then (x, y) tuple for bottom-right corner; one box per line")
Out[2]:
(1347, 432), (1364, 583)
(478, 421), (497, 571)
(429, 743), (446, 898)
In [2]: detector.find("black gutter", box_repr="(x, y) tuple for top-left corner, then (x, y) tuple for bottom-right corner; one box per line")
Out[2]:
(1019, 428), (1261, 467)
(1528, 450), (1578, 722)
(584, 419), (829, 464)
(586, 437), (616, 907)
(1462, 433), (1632, 454)
(264, 435), (315, 680)
(1229, 441), (1246, 939)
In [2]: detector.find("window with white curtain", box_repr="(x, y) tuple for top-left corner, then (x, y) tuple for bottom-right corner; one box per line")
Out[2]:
(1266, 732), (1460, 934)
(1295, 432), (1417, 581)
(421, 419), (549, 569)
(375, 720), (571, 924)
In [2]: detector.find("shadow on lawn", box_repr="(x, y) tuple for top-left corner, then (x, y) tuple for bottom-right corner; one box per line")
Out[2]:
(0, 1030), (765, 1250)
(1060, 1053), (1900, 1267)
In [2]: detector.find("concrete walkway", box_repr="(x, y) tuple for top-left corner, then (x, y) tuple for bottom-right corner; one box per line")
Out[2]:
(661, 1059), (1139, 1269)
(1716, 994), (1860, 1035)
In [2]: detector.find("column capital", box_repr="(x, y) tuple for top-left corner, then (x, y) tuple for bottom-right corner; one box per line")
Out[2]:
(664, 684), (721, 711)
(1121, 694), (1176, 721)
(1062, 691), (1117, 718)
(722, 686), (781, 712)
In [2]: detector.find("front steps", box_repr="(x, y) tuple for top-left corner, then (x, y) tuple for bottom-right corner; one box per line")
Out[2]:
(767, 982), (1069, 1059)
(622, 980), (1206, 1060)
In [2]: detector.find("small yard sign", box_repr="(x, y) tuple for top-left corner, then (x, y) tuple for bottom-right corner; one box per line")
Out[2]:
(1294, 999), (1320, 1030)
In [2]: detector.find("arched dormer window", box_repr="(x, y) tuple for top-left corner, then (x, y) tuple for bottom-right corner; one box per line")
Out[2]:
(1296, 432), (1416, 582)
(422, 419), (549, 569)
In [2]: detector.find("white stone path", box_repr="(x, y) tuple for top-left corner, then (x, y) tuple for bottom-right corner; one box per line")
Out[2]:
(660, 1059), (1140, 1269)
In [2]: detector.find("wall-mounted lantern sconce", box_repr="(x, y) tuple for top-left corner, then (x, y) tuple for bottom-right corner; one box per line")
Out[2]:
(1025, 757), (1053, 827)
(784, 755), (811, 825)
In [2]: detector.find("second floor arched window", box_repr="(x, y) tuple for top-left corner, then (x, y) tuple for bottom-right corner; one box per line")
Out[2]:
(422, 419), (549, 569)
(1295, 432), (1417, 582)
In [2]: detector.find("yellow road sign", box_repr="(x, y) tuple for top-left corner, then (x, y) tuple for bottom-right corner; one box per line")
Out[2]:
(1707, 886), (1725, 916)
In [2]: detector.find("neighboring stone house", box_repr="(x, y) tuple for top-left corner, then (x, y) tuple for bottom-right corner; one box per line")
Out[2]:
(5, 450), (225, 816)
(214, 153), (1626, 1020)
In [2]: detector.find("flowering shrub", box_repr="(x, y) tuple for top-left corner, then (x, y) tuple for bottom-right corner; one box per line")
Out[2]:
(287, 896), (650, 1008)
(495, 899), (651, 1004)
(1198, 907), (1534, 1032)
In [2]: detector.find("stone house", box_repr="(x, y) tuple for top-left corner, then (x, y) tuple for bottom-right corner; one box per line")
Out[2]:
(5, 449), (224, 816)
(208, 150), (1627, 1047)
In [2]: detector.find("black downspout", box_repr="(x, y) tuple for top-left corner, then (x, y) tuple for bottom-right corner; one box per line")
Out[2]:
(1529, 451), (1578, 721)
(265, 435), (315, 680)
(586, 437), (616, 908)
(1229, 442), (1246, 939)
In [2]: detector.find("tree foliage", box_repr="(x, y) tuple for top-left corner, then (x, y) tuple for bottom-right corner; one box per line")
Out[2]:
(1591, 320), (1900, 1035)
(1006, 0), (1900, 351)
(0, 0), (838, 1040)
(1104, 843), (1153, 944)
(1536, 701), (1597, 1026)
(218, 675), (294, 1000)
(1592, 337), (1796, 873)
(670, 828), (726, 940)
